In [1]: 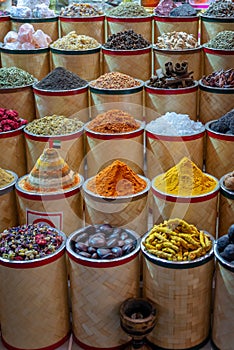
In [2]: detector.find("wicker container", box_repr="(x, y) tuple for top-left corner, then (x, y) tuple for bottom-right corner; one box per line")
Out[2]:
(141, 233), (214, 349)
(203, 47), (234, 76)
(102, 46), (152, 82)
(200, 15), (234, 44)
(218, 174), (234, 238)
(33, 84), (89, 122)
(199, 81), (234, 124)
(15, 175), (84, 236)
(146, 128), (205, 179)
(50, 45), (101, 81)
(212, 242), (234, 350)
(11, 16), (59, 42)
(153, 46), (202, 81)
(0, 125), (27, 177)
(66, 227), (140, 349)
(83, 176), (151, 236)
(0, 170), (18, 233)
(89, 80), (144, 121)
(85, 120), (145, 178)
(106, 15), (153, 43)
(0, 47), (50, 81)
(151, 175), (220, 236)
(144, 81), (198, 122)
(24, 126), (84, 174)
(0, 84), (35, 122)
(0, 229), (70, 350)
(59, 15), (105, 44)
(0, 16), (10, 43)
(205, 121), (234, 179)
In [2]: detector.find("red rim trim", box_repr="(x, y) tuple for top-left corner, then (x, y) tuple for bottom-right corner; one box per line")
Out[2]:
(0, 128), (23, 138)
(85, 129), (143, 139)
(24, 129), (83, 141)
(154, 15), (198, 22)
(16, 186), (81, 200)
(151, 186), (219, 202)
(206, 129), (234, 141)
(59, 15), (105, 22)
(146, 130), (205, 141)
(0, 16), (10, 22)
(73, 334), (128, 349)
(102, 47), (151, 55)
(203, 47), (234, 55)
(145, 85), (198, 94)
(106, 16), (152, 23)
(33, 87), (88, 96)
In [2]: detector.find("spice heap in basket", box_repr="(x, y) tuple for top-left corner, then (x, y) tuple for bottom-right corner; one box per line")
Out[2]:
(204, 31), (234, 50)
(201, 69), (234, 88)
(9, 0), (55, 18)
(203, 0), (234, 17)
(0, 167), (14, 188)
(90, 72), (141, 89)
(154, 0), (196, 16)
(107, 2), (148, 17)
(0, 108), (27, 132)
(209, 109), (234, 135)
(223, 171), (234, 191)
(50, 31), (100, 50)
(154, 31), (198, 50)
(143, 218), (212, 261)
(60, 3), (103, 17)
(103, 29), (150, 50)
(216, 224), (234, 264)
(0, 67), (36, 88)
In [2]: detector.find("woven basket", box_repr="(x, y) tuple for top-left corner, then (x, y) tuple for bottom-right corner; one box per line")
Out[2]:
(153, 46), (202, 81)
(106, 15), (153, 43)
(144, 81), (198, 123)
(50, 46), (101, 82)
(0, 171), (18, 233)
(205, 121), (234, 179)
(24, 127), (84, 174)
(200, 15), (234, 44)
(212, 243), (234, 350)
(0, 125), (27, 177)
(154, 15), (199, 43)
(59, 15), (105, 43)
(11, 16), (59, 42)
(83, 176), (151, 236)
(0, 229), (70, 350)
(66, 227), (140, 349)
(146, 129), (205, 179)
(85, 120), (144, 178)
(0, 47), (50, 81)
(141, 234), (214, 349)
(218, 174), (234, 237)
(33, 84), (89, 122)
(0, 84), (35, 122)
(15, 175), (84, 236)
(199, 81), (234, 124)
(102, 46), (152, 82)
(151, 175), (220, 236)
(203, 47), (234, 76)
(0, 16), (10, 43)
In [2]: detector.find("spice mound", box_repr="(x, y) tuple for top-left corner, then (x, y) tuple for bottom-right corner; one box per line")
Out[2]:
(216, 225), (234, 264)
(34, 67), (88, 90)
(169, 4), (196, 17)
(155, 31), (199, 50)
(86, 160), (147, 197)
(0, 67), (36, 88)
(203, 0), (234, 18)
(90, 72), (141, 89)
(71, 224), (137, 260)
(204, 31), (234, 50)
(60, 3), (103, 17)
(201, 69), (234, 88)
(0, 224), (63, 261)
(87, 109), (140, 133)
(223, 171), (234, 191)
(103, 29), (150, 50)
(0, 168), (15, 188)
(209, 108), (234, 135)
(143, 218), (212, 261)
(154, 0), (177, 16)
(25, 115), (83, 135)
(154, 157), (217, 196)
(0, 108), (27, 132)
(107, 2), (148, 17)
(50, 31), (100, 50)
(19, 148), (80, 192)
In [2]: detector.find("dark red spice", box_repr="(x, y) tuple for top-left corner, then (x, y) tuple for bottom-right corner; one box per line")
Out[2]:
(0, 108), (27, 132)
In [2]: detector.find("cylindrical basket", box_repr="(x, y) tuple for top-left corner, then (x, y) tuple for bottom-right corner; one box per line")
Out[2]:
(0, 47), (50, 81)
(0, 229), (70, 350)
(0, 170), (18, 233)
(84, 120), (145, 178)
(199, 81), (234, 124)
(212, 242), (234, 350)
(146, 128), (205, 179)
(102, 46), (152, 82)
(33, 84), (89, 122)
(83, 176), (151, 236)
(24, 126), (84, 174)
(200, 15), (234, 44)
(15, 175), (84, 236)
(59, 15), (105, 43)
(144, 81), (198, 122)
(0, 84), (36, 122)
(202, 47), (234, 76)
(141, 233), (214, 349)
(0, 125), (27, 177)
(205, 121), (234, 179)
(50, 45), (101, 81)
(0, 16), (11, 43)
(106, 15), (153, 43)
(218, 174), (234, 237)
(151, 175), (220, 236)
(66, 227), (140, 349)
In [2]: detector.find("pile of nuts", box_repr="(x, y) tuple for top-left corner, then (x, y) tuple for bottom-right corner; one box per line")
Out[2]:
(60, 3), (103, 17)
(201, 69), (234, 88)
(50, 31), (100, 50)
(155, 31), (199, 50)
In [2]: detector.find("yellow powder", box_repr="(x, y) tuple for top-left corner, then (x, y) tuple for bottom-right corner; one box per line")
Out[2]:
(0, 168), (14, 188)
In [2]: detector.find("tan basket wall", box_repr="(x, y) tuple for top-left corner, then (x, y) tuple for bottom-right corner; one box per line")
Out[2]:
(218, 192), (234, 237)
(0, 17), (11, 43)
(143, 257), (214, 349)
(200, 17), (234, 44)
(212, 263), (234, 350)
(0, 254), (70, 349)
(0, 86), (35, 122)
(69, 254), (140, 348)
(203, 50), (234, 76)
(0, 189), (18, 233)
